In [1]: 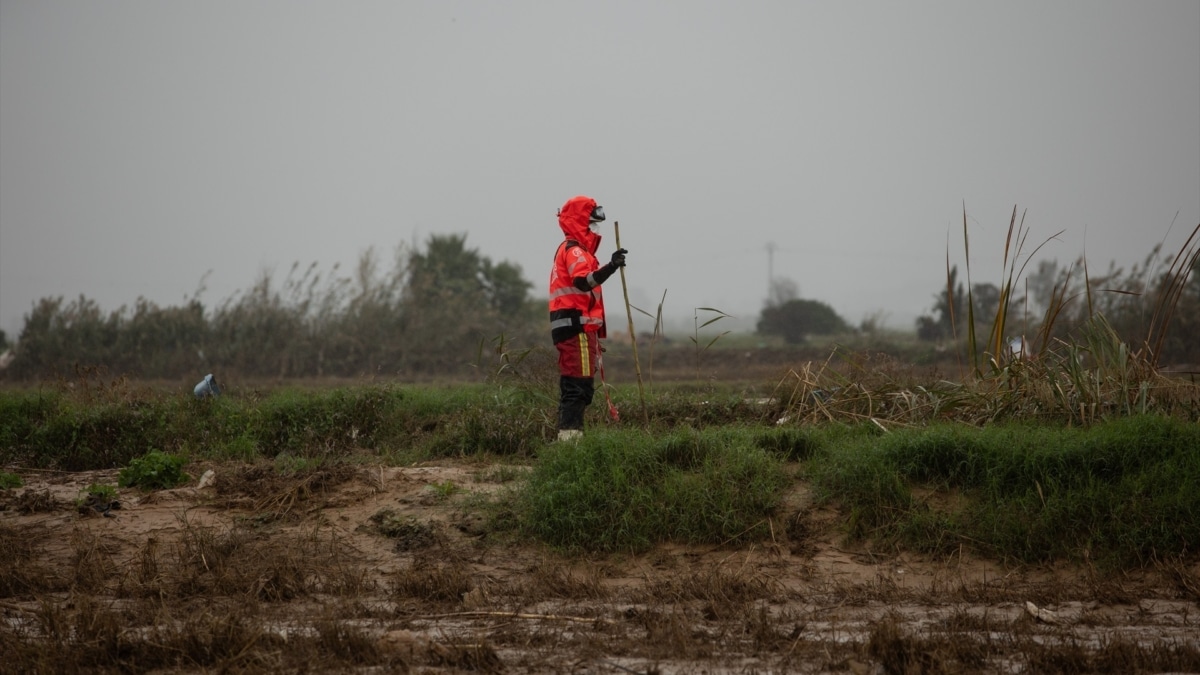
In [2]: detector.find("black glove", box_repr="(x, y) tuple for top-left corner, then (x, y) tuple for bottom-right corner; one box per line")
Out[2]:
(610, 248), (628, 268)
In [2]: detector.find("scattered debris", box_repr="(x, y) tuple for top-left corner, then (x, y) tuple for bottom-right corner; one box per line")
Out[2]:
(1025, 600), (1060, 624)
(368, 508), (439, 551)
(193, 373), (220, 398)
(78, 493), (121, 517)
(7, 488), (61, 514)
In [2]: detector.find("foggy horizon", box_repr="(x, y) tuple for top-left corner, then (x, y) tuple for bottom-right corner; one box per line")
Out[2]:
(3, 1), (1198, 343)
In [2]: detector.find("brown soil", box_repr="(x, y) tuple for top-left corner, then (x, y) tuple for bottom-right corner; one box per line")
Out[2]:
(2, 459), (1198, 674)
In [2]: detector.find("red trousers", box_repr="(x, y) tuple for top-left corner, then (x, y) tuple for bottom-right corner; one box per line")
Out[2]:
(556, 331), (602, 378)
(555, 332), (602, 430)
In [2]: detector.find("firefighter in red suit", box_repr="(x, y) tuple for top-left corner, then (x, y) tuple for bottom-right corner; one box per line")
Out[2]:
(548, 195), (628, 441)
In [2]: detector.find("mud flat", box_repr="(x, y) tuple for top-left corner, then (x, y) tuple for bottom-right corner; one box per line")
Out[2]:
(3, 460), (1198, 673)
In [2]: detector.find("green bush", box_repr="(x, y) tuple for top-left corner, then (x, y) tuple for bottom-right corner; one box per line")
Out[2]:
(79, 483), (118, 503)
(119, 450), (190, 490)
(0, 471), (22, 489)
(515, 427), (789, 552)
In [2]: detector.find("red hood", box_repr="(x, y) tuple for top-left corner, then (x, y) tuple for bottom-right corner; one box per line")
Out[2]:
(558, 195), (601, 253)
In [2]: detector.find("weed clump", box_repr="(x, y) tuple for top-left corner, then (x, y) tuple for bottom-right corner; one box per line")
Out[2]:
(76, 483), (119, 510)
(119, 450), (190, 490)
(514, 428), (788, 552)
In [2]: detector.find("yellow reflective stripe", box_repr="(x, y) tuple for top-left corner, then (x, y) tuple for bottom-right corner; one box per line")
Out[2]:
(579, 333), (591, 376)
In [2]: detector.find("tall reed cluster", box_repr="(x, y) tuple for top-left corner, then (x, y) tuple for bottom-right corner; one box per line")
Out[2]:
(5, 238), (542, 381)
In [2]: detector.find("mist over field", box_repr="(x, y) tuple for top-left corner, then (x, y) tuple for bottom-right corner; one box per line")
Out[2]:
(1, 1), (1198, 343)
(1, 6), (1198, 666)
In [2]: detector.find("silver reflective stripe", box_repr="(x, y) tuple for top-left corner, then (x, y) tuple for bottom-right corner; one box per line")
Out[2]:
(551, 286), (588, 299)
(585, 272), (600, 288)
(551, 316), (601, 330)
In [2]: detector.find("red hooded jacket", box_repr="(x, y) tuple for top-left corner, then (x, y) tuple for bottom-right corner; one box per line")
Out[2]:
(549, 195), (607, 343)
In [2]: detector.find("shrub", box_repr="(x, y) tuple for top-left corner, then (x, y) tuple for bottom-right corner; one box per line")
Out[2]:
(515, 427), (789, 552)
(77, 483), (119, 508)
(119, 450), (190, 490)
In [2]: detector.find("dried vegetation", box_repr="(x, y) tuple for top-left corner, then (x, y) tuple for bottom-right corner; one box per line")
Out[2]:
(1, 218), (1198, 671)
(3, 460), (1197, 673)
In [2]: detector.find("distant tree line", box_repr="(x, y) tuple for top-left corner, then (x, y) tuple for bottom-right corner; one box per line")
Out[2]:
(6, 232), (1197, 381)
(3, 235), (543, 381)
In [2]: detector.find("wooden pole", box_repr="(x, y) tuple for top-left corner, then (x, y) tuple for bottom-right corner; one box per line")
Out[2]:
(613, 221), (649, 425)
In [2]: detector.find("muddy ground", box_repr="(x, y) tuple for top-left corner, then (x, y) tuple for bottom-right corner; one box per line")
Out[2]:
(2, 459), (1198, 674)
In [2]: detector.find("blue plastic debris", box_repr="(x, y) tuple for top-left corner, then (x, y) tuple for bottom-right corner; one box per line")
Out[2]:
(193, 373), (220, 398)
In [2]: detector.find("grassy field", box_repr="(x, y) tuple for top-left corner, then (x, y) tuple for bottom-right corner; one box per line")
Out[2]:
(1, 346), (1199, 672)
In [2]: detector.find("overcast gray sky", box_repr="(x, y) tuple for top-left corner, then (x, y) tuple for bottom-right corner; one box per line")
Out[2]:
(2, 1), (1198, 341)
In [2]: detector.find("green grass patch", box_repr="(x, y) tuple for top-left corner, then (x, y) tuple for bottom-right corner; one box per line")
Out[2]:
(807, 415), (1200, 564)
(3, 381), (1198, 568)
(751, 425), (838, 462)
(0, 471), (22, 489)
(0, 385), (425, 469)
(250, 385), (408, 456)
(420, 398), (547, 457)
(119, 450), (191, 490)
(512, 427), (789, 552)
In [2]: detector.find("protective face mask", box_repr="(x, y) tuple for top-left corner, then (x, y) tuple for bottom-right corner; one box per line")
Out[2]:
(589, 222), (602, 234)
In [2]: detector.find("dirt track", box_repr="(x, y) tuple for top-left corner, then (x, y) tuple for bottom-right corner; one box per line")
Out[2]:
(3, 459), (1198, 673)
